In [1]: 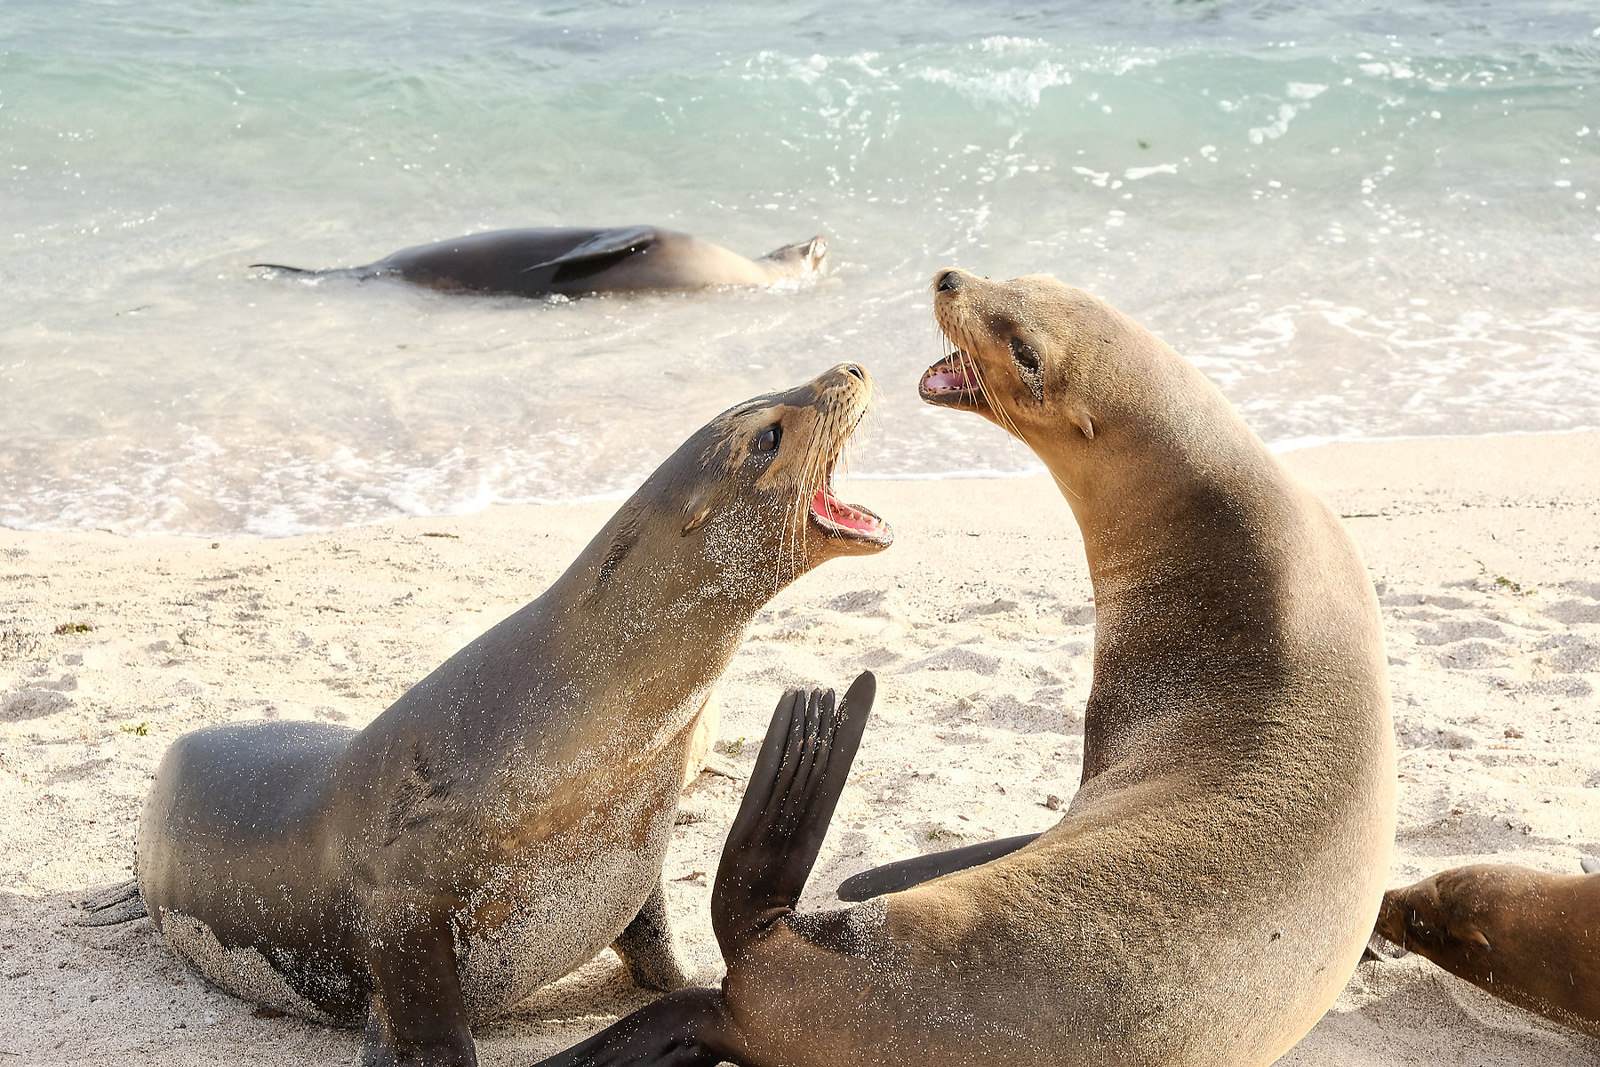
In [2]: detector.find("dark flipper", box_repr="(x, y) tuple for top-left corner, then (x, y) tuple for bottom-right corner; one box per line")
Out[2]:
(711, 672), (874, 961)
(252, 263), (384, 282)
(528, 987), (740, 1067)
(1583, 857), (1599, 875)
(362, 915), (477, 1067)
(611, 876), (691, 992)
(527, 226), (658, 282)
(835, 831), (1042, 902)
(75, 879), (147, 927)
(249, 263), (318, 274)
(528, 674), (876, 1067)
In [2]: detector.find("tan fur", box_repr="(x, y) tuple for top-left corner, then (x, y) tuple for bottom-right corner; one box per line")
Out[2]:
(129, 364), (890, 1067)
(1376, 864), (1600, 1038)
(716, 271), (1397, 1066)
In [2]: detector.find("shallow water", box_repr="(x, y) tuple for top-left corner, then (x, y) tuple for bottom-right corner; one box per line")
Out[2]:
(4, 1), (1597, 534)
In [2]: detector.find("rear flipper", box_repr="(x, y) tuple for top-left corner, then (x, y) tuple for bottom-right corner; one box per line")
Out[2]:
(528, 987), (739, 1067)
(251, 263), (388, 282)
(711, 672), (874, 960)
(75, 879), (147, 927)
(835, 831), (1042, 902)
(250, 263), (322, 275)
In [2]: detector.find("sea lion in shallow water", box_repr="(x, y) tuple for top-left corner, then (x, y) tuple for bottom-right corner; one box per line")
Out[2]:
(1374, 861), (1600, 1038)
(530, 269), (1396, 1067)
(252, 226), (827, 298)
(79, 363), (890, 1067)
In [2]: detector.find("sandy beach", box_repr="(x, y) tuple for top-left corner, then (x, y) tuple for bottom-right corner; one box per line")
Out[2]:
(2, 428), (1597, 1066)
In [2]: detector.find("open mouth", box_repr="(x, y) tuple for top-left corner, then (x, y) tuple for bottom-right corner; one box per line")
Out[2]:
(918, 349), (984, 408)
(809, 486), (888, 543)
(806, 412), (892, 548)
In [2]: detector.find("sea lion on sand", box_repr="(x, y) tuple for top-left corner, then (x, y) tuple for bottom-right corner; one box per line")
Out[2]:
(1374, 861), (1600, 1038)
(530, 269), (1396, 1067)
(252, 226), (827, 298)
(77, 363), (891, 1067)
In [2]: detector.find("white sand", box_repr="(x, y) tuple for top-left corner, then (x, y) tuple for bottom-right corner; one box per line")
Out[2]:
(2, 430), (1597, 1065)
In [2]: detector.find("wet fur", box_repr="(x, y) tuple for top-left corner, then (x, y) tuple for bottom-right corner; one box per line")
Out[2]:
(253, 227), (827, 299)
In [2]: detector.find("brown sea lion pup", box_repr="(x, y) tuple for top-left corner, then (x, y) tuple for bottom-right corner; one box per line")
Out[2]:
(76, 363), (891, 1067)
(252, 226), (827, 298)
(1374, 861), (1600, 1038)
(528, 269), (1396, 1067)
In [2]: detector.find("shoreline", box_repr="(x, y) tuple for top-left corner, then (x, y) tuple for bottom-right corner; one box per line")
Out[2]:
(5, 424), (1600, 542)
(2, 430), (1598, 1065)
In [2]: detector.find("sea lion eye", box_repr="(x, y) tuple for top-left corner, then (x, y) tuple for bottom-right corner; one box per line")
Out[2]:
(1011, 340), (1045, 401)
(754, 424), (782, 454)
(1011, 340), (1041, 373)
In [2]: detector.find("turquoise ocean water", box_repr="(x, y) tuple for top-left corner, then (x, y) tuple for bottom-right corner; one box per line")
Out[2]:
(3, 1), (1597, 535)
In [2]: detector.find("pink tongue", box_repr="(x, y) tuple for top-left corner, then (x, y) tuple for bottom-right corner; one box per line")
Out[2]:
(812, 489), (878, 534)
(924, 366), (972, 391)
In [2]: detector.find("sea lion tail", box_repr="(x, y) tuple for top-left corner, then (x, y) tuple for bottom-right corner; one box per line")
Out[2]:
(711, 672), (873, 960)
(75, 879), (147, 927)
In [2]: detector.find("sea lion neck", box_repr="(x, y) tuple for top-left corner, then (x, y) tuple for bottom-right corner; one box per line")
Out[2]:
(1060, 407), (1281, 600)
(535, 501), (773, 673)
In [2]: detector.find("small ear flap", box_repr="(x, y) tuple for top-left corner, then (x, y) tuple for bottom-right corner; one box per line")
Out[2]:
(682, 495), (713, 535)
(1071, 409), (1095, 440)
(1459, 924), (1491, 951)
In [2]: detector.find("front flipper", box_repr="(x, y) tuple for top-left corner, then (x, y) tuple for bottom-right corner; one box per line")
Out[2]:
(531, 675), (874, 1067)
(611, 876), (690, 992)
(361, 915), (476, 1067)
(711, 672), (874, 960)
(530, 987), (743, 1067)
(75, 879), (148, 927)
(526, 226), (659, 282)
(835, 832), (1042, 902)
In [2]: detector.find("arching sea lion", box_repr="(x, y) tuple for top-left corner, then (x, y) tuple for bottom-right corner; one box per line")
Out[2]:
(78, 364), (891, 1067)
(252, 226), (827, 298)
(1374, 861), (1600, 1038)
(531, 270), (1396, 1067)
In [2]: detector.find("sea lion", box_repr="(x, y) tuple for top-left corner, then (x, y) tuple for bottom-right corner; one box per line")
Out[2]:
(530, 269), (1396, 1067)
(77, 363), (891, 1067)
(1374, 861), (1600, 1038)
(251, 226), (827, 298)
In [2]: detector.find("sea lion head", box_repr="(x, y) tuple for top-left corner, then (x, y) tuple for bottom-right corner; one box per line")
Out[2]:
(759, 236), (829, 279)
(595, 362), (890, 604)
(921, 268), (1141, 452)
(1374, 866), (1500, 966)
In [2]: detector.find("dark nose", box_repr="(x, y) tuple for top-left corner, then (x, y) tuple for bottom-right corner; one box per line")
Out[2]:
(935, 269), (964, 293)
(842, 363), (865, 380)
